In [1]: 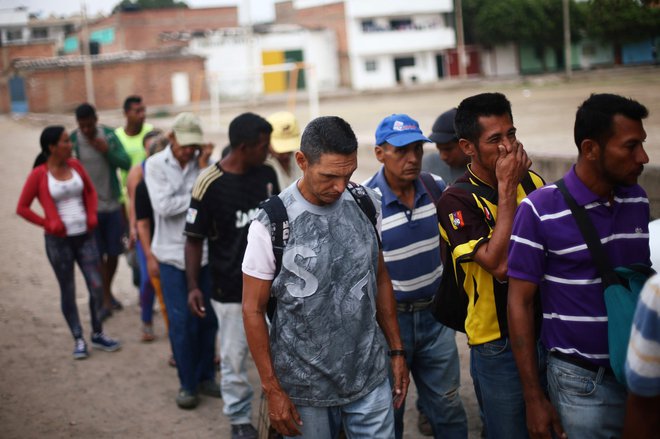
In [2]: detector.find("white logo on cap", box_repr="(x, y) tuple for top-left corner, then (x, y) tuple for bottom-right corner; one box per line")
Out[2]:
(393, 120), (417, 132)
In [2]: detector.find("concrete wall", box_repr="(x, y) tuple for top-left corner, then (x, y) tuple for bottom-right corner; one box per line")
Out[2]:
(18, 55), (207, 113)
(346, 0), (452, 17)
(275, 1), (350, 87)
(481, 43), (518, 77)
(530, 153), (660, 219)
(350, 51), (443, 90)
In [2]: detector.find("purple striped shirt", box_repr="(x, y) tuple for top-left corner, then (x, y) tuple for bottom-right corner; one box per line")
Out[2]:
(508, 166), (650, 366)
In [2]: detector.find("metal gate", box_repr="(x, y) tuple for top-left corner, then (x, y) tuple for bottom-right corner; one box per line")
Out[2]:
(9, 76), (28, 113)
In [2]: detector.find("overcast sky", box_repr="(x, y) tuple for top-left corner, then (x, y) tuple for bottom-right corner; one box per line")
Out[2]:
(1, 0), (275, 23)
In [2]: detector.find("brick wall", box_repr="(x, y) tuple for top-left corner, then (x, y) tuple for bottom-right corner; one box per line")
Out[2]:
(0, 41), (58, 113)
(87, 7), (238, 53)
(275, 1), (351, 87)
(20, 55), (207, 113)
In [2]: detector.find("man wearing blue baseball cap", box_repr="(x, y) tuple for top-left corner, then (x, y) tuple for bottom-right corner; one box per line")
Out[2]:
(365, 114), (468, 439)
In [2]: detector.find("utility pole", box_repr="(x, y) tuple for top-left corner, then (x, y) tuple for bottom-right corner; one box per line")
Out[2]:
(563, 0), (572, 79)
(455, 0), (467, 79)
(81, 1), (95, 105)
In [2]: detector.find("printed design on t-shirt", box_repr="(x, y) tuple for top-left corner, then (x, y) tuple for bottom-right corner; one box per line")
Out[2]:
(235, 207), (260, 229)
(282, 244), (319, 298)
(449, 210), (465, 230)
(483, 206), (492, 221)
(186, 207), (198, 224)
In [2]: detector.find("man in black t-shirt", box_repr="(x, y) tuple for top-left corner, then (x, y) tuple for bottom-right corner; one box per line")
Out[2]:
(185, 113), (277, 439)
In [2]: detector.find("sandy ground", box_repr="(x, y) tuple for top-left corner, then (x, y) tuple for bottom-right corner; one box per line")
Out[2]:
(1, 67), (658, 439)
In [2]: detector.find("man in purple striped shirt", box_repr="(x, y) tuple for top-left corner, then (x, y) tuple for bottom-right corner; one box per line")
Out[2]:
(507, 94), (651, 439)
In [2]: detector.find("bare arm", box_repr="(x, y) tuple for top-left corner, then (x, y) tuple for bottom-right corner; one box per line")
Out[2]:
(136, 218), (159, 279)
(508, 277), (565, 439)
(374, 251), (410, 409)
(473, 141), (531, 281)
(242, 273), (302, 436)
(623, 393), (660, 438)
(184, 236), (205, 318)
(126, 165), (143, 246)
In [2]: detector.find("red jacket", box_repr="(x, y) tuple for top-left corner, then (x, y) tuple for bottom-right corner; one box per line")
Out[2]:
(16, 158), (98, 237)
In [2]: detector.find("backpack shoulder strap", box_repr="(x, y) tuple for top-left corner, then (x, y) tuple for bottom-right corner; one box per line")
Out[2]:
(259, 195), (289, 277)
(346, 182), (381, 248)
(555, 178), (619, 287)
(419, 172), (443, 206)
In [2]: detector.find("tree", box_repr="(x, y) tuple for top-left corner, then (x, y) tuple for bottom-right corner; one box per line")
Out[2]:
(462, 0), (585, 70)
(584, 0), (660, 44)
(112, 0), (188, 14)
(463, 0), (583, 48)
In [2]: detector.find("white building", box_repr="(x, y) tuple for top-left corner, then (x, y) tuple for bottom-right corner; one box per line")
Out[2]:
(344, 0), (456, 90)
(0, 8), (78, 52)
(189, 24), (339, 98)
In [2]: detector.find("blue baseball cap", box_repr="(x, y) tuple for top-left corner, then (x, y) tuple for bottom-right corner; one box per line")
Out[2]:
(375, 114), (432, 147)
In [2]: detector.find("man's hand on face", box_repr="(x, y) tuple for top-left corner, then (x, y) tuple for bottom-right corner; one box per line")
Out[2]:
(198, 143), (214, 168)
(495, 140), (532, 191)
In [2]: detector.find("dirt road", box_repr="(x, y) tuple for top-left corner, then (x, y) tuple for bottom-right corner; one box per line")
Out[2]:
(1, 67), (658, 438)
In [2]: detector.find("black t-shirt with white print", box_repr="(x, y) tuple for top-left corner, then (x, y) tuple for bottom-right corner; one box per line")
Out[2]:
(185, 163), (279, 302)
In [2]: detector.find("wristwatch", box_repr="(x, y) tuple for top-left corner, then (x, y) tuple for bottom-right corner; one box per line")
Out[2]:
(387, 349), (406, 358)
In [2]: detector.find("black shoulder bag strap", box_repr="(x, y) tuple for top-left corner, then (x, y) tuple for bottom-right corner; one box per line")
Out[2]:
(419, 172), (443, 206)
(259, 195), (289, 278)
(347, 182), (382, 248)
(555, 178), (620, 288)
(259, 195), (289, 321)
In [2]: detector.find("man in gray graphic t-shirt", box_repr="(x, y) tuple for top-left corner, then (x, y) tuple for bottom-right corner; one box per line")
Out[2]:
(72, 103), (131, 319)
(242, 116), (409, 438)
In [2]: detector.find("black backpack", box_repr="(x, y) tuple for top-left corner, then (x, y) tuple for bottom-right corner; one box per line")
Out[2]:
(259, 182), (379, 319)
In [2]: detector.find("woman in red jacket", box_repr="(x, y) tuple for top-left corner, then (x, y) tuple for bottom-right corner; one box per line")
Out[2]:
(17, 126), (122, 360)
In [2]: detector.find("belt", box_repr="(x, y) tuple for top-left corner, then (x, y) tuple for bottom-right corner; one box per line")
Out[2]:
(550, 351), (614, 376)
(396, 297), (434, 313)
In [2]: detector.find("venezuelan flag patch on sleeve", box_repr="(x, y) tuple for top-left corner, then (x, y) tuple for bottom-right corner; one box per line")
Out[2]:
(449, 211), (465, 230)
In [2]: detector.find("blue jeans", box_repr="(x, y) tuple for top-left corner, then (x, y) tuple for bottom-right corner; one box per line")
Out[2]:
(136, 241), (156, 324)
(159, 263), (217, 393)
(211, 300), (254, 424)
(286, 379), (395, 439)
(394, 307), (467, 439)
(470, 337), (546, 439)
(45, 233), (103, 339)
(547, 354), (626, 439)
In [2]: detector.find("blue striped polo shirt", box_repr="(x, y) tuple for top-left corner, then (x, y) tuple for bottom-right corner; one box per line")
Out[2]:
(625, 274), (660, 396)
(508, 166), (651, 367)
(365, 168), (446, 302)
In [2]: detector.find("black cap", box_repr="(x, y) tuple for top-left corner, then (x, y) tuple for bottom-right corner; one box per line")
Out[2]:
(428, 108), (457, 144)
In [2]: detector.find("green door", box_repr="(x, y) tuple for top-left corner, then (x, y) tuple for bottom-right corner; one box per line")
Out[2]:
(285, 50), (305, 90)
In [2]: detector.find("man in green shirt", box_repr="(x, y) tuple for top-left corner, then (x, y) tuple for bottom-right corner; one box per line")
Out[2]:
(115, 95), (154, 182)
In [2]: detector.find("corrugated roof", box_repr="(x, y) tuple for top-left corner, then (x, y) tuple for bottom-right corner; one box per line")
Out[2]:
(13, 48), (204, 71)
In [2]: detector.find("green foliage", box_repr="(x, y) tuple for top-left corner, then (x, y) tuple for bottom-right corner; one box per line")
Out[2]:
(112, 0), (189, 14)
(463, 0), (584, 49)
(584, 0), (660, 44)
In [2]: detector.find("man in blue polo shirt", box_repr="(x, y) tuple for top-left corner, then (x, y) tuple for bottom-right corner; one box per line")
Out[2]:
(507, 93), (651, 438)
(365, 114), (467, 439)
